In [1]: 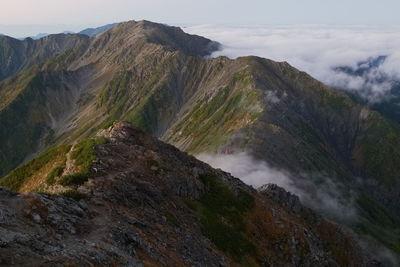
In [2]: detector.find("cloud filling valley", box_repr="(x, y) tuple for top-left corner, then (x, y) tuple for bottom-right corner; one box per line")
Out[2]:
(185, 25), (400, 101)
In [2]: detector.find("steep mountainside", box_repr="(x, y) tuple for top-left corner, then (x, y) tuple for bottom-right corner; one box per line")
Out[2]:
(0, 122), (379, 266)
(0, 34), (89, 81)
(0, 20), (399, 260)
(0, 20), (220, 177)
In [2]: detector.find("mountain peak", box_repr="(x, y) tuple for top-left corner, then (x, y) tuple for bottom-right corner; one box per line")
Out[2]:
(103, 20), (220, 57)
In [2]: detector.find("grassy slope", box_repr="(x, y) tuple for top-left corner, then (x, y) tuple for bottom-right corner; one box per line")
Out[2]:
(0, 144), (71, 192)
(186, 173), (256, 263)
(166, 69), (262, 153)
(188, 173), (363, 265)
(0, 137), (107, 193)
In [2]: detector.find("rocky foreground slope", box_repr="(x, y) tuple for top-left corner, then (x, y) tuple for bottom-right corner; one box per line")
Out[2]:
(0, 122), (379, 266)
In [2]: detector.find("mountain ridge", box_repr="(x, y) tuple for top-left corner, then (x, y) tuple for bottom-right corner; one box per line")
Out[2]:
(0, 19), (399, 262)
(0, 20), (220, 177)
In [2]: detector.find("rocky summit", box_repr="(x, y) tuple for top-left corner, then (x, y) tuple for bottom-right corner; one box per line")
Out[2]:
(0, 122), (380, 266)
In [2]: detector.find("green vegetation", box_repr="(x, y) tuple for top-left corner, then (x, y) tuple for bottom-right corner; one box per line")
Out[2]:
(0, 144), (71, 191)
(45, 166), (65, 185)
(123, 67), (179, 134)
(0, 69), (63, 177)
(169, 79), (261, 153)
(99, 57), (190, 135)
(0, 136), (108, 192)
(357, 193), (400, 253)
(58, 189), (85, 201)
(70, 137), (108, 174)
(164, 211), (180, 227)
(360, 113), (400, 187)
(53, 137), (108, 187)
(77, 92), (95, 106)
(97, 69), (160, 133)
(0, 70), (37, 111)
(186, 173), (256, 262)
(58, 173), (89, 186)
(98, 120), (118, 130)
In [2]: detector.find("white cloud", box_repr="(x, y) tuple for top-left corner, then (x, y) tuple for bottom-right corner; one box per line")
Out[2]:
(184, 25), (400, 101)
(197, 153), (358, 223)
(197, 152), (293, 188)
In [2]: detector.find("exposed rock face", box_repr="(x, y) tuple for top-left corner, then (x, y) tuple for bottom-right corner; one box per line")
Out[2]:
(0, 187), (144, 266)
(0, 123), (379, 266)
(259, 184), (304, 216)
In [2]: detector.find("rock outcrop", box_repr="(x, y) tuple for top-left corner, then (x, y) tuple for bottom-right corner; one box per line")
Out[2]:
(259, 184), (305, 216)
(0, 122), (380, 266)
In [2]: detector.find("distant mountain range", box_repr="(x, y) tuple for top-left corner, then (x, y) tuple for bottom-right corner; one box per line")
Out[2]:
(77, 23), (118, 37)
(0, 20), (399, 265)
(23, 31), (75, 40)
(15, 23), (118, 40)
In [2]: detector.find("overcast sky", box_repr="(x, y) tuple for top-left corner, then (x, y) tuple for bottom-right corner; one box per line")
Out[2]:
(1, 0), (400, 37)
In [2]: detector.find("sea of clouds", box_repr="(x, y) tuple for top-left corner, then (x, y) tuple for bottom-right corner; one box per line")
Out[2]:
(184, 25), (400, 102)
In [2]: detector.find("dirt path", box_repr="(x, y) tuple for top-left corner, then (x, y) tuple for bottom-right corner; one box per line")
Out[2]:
(63, 144), (76, 176)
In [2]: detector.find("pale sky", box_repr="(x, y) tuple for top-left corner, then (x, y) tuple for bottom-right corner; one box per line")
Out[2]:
(1, 0), (399, 37)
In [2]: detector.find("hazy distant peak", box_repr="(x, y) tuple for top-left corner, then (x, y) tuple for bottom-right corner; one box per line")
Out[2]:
(78, 23), (118, 36)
